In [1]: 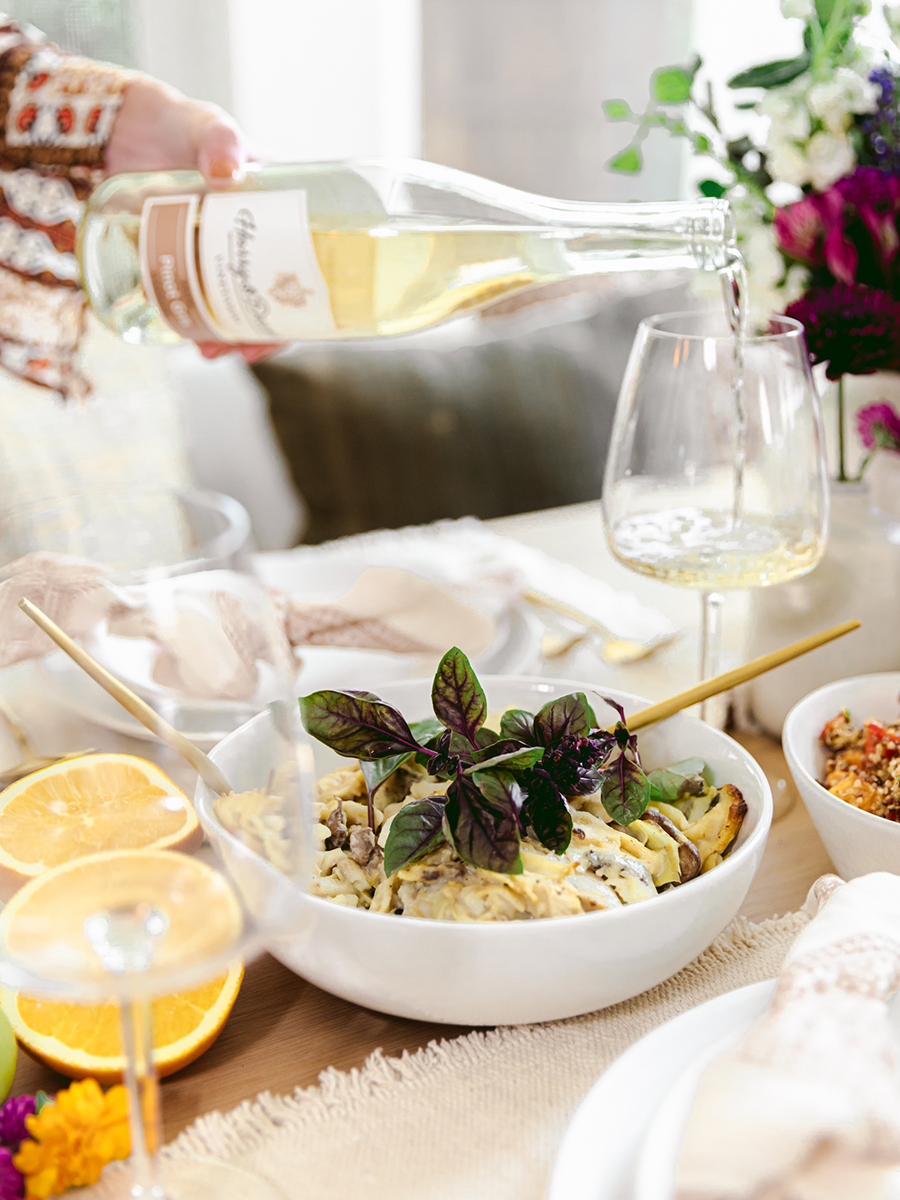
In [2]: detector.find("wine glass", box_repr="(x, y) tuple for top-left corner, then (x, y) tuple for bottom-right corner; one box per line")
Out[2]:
(602, 312), (829, 719)
(0, 487), (313, 1200)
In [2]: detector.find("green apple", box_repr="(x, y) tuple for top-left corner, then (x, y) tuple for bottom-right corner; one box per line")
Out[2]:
(0, 1010), (16, 1103)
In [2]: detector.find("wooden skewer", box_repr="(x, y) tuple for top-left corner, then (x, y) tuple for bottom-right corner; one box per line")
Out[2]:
(622, 618), (861, 732)
(18, 598), (232, 796)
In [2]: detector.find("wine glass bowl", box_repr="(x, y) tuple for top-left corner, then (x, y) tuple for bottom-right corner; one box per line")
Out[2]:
(602, 311), (829, 700)
(0, 489), (312, 1199)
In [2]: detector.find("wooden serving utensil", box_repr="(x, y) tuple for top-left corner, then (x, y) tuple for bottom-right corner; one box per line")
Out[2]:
(18, 597), (232, 795)
(622, 618), (861, 732)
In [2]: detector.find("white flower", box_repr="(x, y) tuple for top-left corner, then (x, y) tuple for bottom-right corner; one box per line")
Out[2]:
(780, 0), (814, 15)
(806, 130), (856, 188)
(767, 139), (812, 187)
(807, 67), (879, 133)
(886, 2), (900, 49)
(782, 264), (811, 305)
(745, 226), (785, 291)
(761, 89), (812, 142)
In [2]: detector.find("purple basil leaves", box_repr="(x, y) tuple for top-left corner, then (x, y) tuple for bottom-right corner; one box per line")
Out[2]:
(533, 692), (597, 745)
(445, 770), (524, 874)
(499, 708), (537, 743)
(431, 646), (487, 749)
(601, 747), (651, 824)
(382, 798), (447, 876)
(298, 690), (423, 759)
(523, 773), (573, 855)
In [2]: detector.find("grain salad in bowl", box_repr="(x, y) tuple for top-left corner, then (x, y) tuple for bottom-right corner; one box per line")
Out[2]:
(197, 658), (771, 1024)
(784, 673), (900, 882)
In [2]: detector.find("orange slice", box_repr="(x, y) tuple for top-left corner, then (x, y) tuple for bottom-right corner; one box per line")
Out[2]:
(0, 755), (201, 898)
(0, 961), (243, 1083)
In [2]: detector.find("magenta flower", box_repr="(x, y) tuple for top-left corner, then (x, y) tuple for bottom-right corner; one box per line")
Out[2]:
(774, 195), (827, 265)
(0, 1149), (22, 1200)
(857, 401), (900, 451)
(836, 166), (900, 272)
(0, 1098), (34, 1151)
(785, 283), (900, 379)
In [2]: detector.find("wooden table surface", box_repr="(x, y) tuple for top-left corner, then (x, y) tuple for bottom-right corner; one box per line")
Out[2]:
(0, 500), (839, 1142)
(9, 728), (835, 1143)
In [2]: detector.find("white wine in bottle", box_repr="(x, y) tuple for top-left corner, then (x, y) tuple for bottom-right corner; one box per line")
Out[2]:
(77, 158), (737, 345)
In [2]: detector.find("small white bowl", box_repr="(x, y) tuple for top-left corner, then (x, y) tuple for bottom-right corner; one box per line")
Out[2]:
(198, 677), (773, 1026)
(783, 672), (900, 880)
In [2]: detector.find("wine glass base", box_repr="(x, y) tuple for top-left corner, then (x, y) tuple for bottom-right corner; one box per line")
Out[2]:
(132, 1159), (288, 1200)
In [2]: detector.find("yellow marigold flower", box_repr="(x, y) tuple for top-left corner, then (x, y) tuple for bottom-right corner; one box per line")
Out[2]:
(13, 1079), (130, 1199)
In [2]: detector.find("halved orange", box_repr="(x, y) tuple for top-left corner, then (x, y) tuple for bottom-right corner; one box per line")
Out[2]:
(0, 961), (243, 1083)
(0, 755), (201, 899)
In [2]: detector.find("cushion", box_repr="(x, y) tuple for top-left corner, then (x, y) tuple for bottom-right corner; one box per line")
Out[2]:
(253, 279), (693, 544)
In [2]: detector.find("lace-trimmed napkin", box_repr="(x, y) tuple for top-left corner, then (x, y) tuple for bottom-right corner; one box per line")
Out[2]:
(675, 873), (900, 1200)
(79, 902), (818, 1200)
(256, 515), (678, 646)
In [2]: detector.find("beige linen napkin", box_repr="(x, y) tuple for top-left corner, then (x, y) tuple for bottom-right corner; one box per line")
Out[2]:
(76, 908), (809, 1200)
(675, 873), (900, 1200)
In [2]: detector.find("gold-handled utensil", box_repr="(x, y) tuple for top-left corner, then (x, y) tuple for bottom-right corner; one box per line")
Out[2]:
(18, 598), (232, 795)
(621, 619), (861, 732)
(524, 589), (678, 665)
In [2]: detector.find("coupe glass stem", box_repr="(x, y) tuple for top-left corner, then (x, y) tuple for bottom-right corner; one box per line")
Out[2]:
(119, 992), (165, 1200)
(698, 591), (725, 723)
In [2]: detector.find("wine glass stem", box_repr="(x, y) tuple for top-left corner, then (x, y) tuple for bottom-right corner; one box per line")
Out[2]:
(119, 993), (165, 1200)
(698, 591), (725, 723)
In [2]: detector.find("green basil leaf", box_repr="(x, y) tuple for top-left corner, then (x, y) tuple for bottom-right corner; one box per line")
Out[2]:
(35, 1090), (52, 1113)
(432, 646), (487, 747)
(603, 99), (631, 121)
(499, 708), (536, 743)
(526, 774), (573, 854)
(410, 716), (446, 747)
(601, 756), (651, 824)
(533, 692), (596, 745)
(361, 752), (414, 796)
(727, 54), (810, 90)
(463, 746), (545, 775)
(646, 767), (685, 802)
(383, 798), (447, 876)
(444, 772), (523, 874)
(299, 690), (421, 759)
(608, 146), (642, 173)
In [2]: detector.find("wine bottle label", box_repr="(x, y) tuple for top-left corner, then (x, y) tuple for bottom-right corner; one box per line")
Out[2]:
(139, 189), (335, 342)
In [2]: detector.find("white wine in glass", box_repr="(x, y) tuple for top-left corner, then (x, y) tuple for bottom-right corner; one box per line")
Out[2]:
(602, 312), (829, 716)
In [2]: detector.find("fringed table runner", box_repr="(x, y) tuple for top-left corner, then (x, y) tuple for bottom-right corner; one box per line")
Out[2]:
(86, 911), (809, 1200)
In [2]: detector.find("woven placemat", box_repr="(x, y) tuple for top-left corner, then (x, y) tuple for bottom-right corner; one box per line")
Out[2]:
(86, 907), (810, 1200)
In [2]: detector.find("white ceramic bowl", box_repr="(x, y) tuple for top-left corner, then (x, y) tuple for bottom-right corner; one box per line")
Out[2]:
(197, 677), (773, 1026)
(783, 672), (900, 880)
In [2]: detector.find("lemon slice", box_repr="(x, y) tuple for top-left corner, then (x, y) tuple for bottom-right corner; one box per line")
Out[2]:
(0, 754), (201, 898)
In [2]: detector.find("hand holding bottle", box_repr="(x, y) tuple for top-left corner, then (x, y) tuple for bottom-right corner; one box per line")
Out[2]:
(105, 77), (281, 365)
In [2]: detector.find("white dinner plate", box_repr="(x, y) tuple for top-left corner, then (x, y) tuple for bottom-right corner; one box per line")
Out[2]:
(549, 977), (900, 1200)
(38, 601), (543, 743)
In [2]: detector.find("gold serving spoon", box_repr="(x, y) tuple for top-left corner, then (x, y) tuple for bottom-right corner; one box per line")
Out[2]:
(524, 589), (679, 665)
(19, 598), (860, 772)
(18, 598), (231, 795)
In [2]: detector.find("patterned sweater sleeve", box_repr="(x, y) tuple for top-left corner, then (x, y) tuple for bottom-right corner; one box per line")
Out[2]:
(0, 16), (130, 400)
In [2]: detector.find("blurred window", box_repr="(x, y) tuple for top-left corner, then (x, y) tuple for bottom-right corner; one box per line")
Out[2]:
(8, 0), (134, 65)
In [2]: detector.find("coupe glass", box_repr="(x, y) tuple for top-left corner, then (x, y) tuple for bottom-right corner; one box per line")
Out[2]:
(602, 312), (829, 717)
(0, 488), (312, 1200)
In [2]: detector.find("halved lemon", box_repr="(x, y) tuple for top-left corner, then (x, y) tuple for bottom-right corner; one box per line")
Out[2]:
(0, 754), (201, 898)
(0, 961), (244, 1083)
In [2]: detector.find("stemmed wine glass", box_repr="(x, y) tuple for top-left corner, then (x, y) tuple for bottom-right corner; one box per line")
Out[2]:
(0, 488), (313, 1200)
(602, 312), (829, 718)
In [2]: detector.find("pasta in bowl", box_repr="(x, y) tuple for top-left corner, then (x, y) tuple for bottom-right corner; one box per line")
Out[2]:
(198, 673), (772, 1025)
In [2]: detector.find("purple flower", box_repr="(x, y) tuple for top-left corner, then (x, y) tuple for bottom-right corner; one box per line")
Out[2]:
(857, 401), (900, 451)
(0, 1098), (34, 1152)
(785, 283), (900, 379)
(0, 1149), (22, 1200)
(861, 68), (900, 173)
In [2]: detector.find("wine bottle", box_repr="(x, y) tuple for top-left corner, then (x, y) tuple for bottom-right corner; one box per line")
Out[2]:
(77, 158), (736, 345)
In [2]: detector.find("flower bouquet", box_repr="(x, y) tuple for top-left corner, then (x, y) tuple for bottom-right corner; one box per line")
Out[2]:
(605, 0), (900, 481)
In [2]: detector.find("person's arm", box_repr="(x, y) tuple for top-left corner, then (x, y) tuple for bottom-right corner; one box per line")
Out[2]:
(0, 17), (275, 401)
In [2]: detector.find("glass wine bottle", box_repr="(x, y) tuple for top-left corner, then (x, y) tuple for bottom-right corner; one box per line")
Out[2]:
(78, 158), (737, 346)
